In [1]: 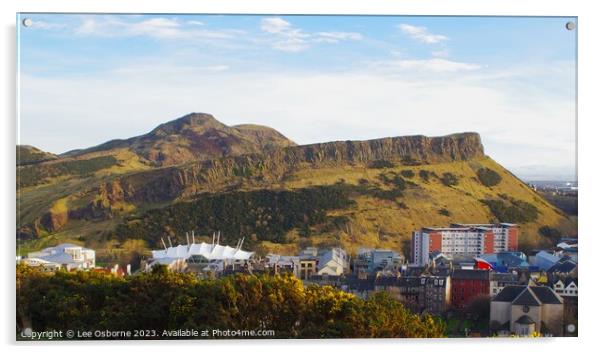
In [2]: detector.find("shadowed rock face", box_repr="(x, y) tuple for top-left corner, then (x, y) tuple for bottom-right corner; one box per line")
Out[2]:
(110, 132), (485, 204)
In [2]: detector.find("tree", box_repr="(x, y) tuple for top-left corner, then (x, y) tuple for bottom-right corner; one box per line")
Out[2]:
(16, 265), (446, 339)
(463, 294), (490, 322)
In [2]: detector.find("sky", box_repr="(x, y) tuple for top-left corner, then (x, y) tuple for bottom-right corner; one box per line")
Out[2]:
(17, 14), (577, 181)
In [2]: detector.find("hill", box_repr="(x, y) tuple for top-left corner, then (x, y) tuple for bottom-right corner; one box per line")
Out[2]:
(16, 114), (577, 265)
(62, 112), (296, 166)
(17, 145), (58, 166)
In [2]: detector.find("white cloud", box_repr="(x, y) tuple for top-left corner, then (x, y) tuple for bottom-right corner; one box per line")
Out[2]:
(28, 20), (67, 30)
(398, 24), (448, 44)
(431, 49), (450, 58)
(74, 16), (240, 40)
(375, 58), (482, 73)
(260, 17), (363, 52)
(260, 17), (293, 34)
(315, 32), (364, 42)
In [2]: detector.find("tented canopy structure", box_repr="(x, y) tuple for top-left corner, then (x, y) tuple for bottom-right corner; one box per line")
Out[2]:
(151, 242), (254, 261)
(150, 233), (254, 269)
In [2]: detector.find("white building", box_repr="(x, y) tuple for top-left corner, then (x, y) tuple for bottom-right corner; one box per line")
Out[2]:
(23, 243), (95, 271)
(551, 278), (578, 297)
(147, 234), (254, 272)
(411, 223), (519, 266)
(490, 285), (564, 336)
(298, 247), (350, 278)
(316, 247), (350, 276)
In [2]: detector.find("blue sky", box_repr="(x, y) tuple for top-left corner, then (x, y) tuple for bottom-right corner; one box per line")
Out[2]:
(18, 14), (577, 180)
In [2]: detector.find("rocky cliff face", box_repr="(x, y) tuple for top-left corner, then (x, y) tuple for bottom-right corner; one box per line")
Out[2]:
(106, 132), (484, 204)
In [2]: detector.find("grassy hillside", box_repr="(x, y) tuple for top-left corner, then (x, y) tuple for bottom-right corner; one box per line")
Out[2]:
(16, 125), (576, 265)
(19, 155), (574, 263)
(17, 145), (58, 166)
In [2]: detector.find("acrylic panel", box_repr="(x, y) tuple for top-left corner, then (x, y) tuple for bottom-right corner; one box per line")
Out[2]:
(16, 13), (577, 340)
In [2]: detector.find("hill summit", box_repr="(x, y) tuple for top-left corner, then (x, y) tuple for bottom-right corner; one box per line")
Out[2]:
(63, 112), (296, 166)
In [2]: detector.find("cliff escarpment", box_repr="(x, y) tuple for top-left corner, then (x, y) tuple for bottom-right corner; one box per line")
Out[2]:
(112, 132), (485, 203)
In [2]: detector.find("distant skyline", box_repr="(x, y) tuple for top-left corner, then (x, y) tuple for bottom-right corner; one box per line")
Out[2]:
(18, 14), (577, 180)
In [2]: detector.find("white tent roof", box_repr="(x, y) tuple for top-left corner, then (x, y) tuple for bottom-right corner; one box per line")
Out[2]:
(151, 241), (253, 261)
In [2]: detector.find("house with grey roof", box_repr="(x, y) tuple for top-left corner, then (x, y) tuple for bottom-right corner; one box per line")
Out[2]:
(298, 247), (350, 279)
(23, 243), (95, 271)
(490, 285), (564, 336)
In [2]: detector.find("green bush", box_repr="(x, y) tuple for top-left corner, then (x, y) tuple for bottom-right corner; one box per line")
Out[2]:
(480, 198), (539, 223)
(16, 265), (446, 339)
(440, 172), (459, 187)
(400, 170), (415, 178)
(114, 184), (356, 247)
(476, 168), (502, 187)
(17, 156), (118, 188)
(368, 159), (395, 169)
(539, 226), (562, 242)
(438, 208), (451, 216)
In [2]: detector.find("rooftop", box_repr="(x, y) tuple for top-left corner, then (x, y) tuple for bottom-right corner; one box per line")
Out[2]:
(492, 285), (563, 305)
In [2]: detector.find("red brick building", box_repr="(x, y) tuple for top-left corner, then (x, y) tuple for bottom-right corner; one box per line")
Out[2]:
(451, 269), (492, 308)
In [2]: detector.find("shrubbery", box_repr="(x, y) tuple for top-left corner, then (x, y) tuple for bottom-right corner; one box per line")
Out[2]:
(114, 185), (356, 247)
(18, 156), (118, 188)
(419, 170), (431, 182)
(400, 170), (415, 178)
(476, 168), (502, 187)
(539, 226), (562, 243)
(16, 265), (445, 339)
(480, 198), (539, 223)
(368, 159), (395, 169)
(440, 172), (459, 187)
(438, 208), (451, 216)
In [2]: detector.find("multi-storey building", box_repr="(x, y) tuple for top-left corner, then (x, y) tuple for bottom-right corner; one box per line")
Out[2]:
(451, 269), (492, 308)
(353, 248), (403, 274)
(373, 275), (451, 314)
(411, 223), (518, 265)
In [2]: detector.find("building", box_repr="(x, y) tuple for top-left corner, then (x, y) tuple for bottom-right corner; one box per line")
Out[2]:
(353, 248), (403, 274)
(317, 247), (350, 276)
(451, 269), (492, 308)
(374, 274), (451, 314)
(375, 276), (422, 312)
(343, 274), (376, 300)
(299, 247), (319, 279)
(490, 285), (564, 336)
(23, 243), (95, 271)
(421, 275), (452, 314)
(547, 258), (578, 275)
(490, 272), (519, 296)
(548, 275), (578, 329)
(555, 239), (578, 262)
(531, 251), (560, 271)
(411, 223), (518, 265)
(298, 247), (350, 279)
(147, 235), (254, 273)
(479, 252), (530, 272)
(265, 254), (300, 277)
(550, 277), (578, 298)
